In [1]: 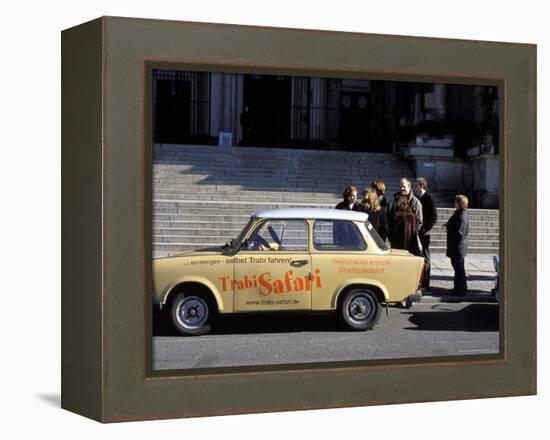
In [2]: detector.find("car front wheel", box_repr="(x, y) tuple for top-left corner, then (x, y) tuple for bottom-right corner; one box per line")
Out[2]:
(340, 289), (381, 331)
(170, 293), (213, 335)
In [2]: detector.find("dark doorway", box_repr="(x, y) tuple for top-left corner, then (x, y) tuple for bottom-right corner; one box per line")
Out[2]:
(243, 75), (291, 146)
(339, 91), (371, 151)
(154, 79), (192, 143)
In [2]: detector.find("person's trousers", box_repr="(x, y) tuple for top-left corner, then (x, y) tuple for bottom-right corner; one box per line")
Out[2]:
(450, 256), (467, 293)
(419, 233), (431, 288)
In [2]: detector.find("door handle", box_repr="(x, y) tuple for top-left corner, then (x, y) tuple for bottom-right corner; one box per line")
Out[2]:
(290, 259), (309, 267)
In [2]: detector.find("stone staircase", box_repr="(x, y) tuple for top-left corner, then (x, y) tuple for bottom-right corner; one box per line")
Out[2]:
(153, 144), (499, 258)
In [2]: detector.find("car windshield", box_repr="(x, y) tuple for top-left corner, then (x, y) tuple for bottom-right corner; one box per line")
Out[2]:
(366, 221), (390, 251)
(230, 216), (256, 250)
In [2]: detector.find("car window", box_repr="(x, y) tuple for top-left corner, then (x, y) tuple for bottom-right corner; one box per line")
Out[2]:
(244, 220), (308, 252)
(366, 221), (389, 251)
(313, 220), (367, 251)
(231, 216), (255, 250)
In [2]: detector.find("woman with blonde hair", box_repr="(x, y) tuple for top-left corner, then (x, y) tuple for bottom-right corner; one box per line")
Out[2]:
(370, 179), (389, 216)
(444, 194), (470, 294)
(359, 187), (388, 241)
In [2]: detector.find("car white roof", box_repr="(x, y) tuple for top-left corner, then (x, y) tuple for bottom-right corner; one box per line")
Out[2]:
(255, 208), (368, 222)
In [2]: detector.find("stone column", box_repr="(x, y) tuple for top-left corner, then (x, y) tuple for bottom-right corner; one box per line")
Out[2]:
(210, 73), (243, 146)
(433, 84), (446, 120)
(209, 73), (223, 137)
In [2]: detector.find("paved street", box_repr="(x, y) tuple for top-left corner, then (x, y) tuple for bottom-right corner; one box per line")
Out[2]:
(152, 255), (499, 370)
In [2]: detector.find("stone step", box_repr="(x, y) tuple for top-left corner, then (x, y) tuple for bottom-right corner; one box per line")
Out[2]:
(153, 193), (342, 203)
(151, 192), (461, 209)
(152, 202), (336, 212)
(153, 213), (252, 223)
(155, 149), (408, 158)
(151, 227), (498, 240)
(429, 247), (497, 255)
(152, 183), (392, 193)
(152, 219), (500, 235)
(151, 198), (498, 210)
(155, 143), (403, 158)
(154, 156), (411, 162)
(153, 189), (405, 201)
(152, 144), (498, 254)
(153, 162), (413, 171)
(154, 188), (342, 197)
(152, 231), (499, 248)
(151, 204), (500, 222)
(152, 213), (500, 228)
(152, 179), (409, 190)
(429, 239), (499, 248)
(152, 243), (498, 256)
(152, 170), (413, 179)
(153, 167), (412, 175)
(150, 189), (497, 212)
(155, 185), (346, 193)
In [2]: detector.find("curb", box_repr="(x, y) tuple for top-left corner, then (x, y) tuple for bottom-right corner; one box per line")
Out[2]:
(420, 293), (498, 303)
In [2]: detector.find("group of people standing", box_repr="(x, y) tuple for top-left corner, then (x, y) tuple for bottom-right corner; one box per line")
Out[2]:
(335, 177), (470, 294)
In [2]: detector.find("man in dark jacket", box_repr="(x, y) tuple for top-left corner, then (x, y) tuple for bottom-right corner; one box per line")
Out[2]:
(414, 178), (438, 289)
(391, 178), (423, 228)
(445, 195), (470, 294)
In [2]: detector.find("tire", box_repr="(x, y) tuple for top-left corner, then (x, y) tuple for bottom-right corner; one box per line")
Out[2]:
(339, 288), (381, 331)
(170, 293), (214, 335)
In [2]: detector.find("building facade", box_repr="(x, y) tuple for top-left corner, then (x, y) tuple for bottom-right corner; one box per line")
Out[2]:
(152, 69), (500, 207)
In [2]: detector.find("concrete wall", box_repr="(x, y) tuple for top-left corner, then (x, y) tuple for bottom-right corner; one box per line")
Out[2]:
(409, 154), (499, 208)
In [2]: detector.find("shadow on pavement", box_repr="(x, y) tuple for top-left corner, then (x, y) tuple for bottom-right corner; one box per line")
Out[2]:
(431, 274), (497, 282)
(422, 286), (498, 303)
(404, 303), (499, 332)
(153, 311), (343, 336)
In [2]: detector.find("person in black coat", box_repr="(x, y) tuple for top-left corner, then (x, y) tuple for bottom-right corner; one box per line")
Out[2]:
(414, 177), (438, 289)
(335, 185), (360, 211)
(358, 188), (388, 241)
(445, 195), (470, 294)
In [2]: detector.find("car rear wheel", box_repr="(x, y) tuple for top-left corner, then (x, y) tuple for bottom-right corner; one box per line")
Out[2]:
(340, 288), (381, 331)
(170, 293), (213, 335)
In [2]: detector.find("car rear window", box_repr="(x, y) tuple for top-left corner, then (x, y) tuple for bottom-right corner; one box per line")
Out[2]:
(313, 220), (367, 251)
(366, 221), (390, 251)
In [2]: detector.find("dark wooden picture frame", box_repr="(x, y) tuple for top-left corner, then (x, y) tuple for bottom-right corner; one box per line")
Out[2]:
(62, 16), (536, 422)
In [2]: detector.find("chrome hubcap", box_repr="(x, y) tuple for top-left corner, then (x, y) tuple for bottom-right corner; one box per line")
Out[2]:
(348, 295), (373, 323)
(176, 297), (208, 329)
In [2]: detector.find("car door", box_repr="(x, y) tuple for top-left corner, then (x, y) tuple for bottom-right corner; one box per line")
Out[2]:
(233, 219), (312, 311)
(310, 219), (369, 310)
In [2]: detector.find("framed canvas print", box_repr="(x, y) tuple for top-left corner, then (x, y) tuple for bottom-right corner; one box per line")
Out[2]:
(62, 16), (536, 422)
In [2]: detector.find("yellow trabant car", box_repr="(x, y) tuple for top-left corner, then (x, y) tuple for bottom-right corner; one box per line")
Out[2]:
(153, 208), (424, 335)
